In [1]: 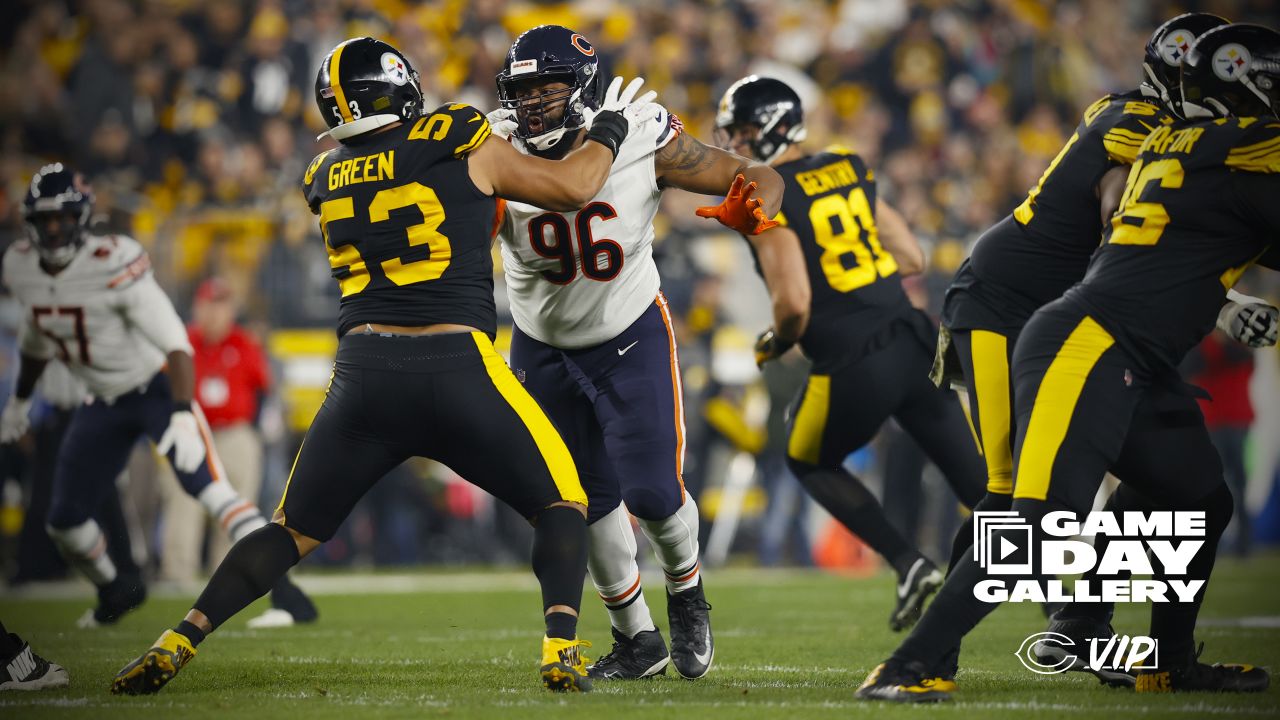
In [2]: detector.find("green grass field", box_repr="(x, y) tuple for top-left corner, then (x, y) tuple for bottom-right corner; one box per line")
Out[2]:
(2, 556), (1279, 719)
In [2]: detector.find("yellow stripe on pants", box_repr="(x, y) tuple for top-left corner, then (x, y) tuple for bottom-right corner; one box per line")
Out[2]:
(787, 374), (831, 465)
(1014, 317), (1115, 501)
(471, 332), (587, 506)
(970, 330), (1014, 495)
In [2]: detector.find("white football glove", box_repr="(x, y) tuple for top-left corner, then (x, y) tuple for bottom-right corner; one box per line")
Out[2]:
(583, 76), (658, 128)
(485, 108), (518, 140)
(0, 397), (33, 444)
(156, 410), (207, 474)
(1218, 294), (1279, 348)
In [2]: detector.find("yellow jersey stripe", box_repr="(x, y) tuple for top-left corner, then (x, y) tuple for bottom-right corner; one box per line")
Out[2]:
(1014, 316), (1115, 501)
(970, 330), (1014, 495)
(1106, 127), (1149, 143)
(275, 435), (308, 519)
(1228, 134), (1280, 159)
(454, 122), (492, 157)
(787, 374), (830, 465)
(471, 332), (586, 506)
(330, 41), (354, 124)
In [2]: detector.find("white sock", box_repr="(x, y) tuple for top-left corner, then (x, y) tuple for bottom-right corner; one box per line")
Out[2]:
(197, 481), (266, 542)
(47, 519), (117, 586)
(588, 504), (657, 638)
(638, 495), (702, 594)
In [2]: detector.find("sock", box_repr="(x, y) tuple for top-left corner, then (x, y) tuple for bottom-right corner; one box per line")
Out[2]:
(0, 621), (20, 656)
(789, 463), (919, 574)
(531, 505), (588, 624)
(193, 523), (300, 629)
(1149, 482), (1233, 662)
(545, 612), (577, 641)
(588, 504), (657, 638)
(47, 519), (118, 586)
(198, 481), (267, 543)
(174, 620), (207, 647)
(637, 495), (702, 594)
(1056, 485), (1139, 623)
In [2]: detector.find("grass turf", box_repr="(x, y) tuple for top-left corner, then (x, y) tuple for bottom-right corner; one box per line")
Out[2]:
(2, 555), (1279, 719)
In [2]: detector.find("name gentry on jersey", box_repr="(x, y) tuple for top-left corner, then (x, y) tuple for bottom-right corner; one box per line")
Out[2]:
(794, 158), (861, 196)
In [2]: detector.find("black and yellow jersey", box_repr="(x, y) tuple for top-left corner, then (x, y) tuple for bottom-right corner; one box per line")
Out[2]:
(761, 148), (914, 369)
(1069, 117), (1280, 375)
(303, 102), (497, 336)
(944, 90), (1175, 330)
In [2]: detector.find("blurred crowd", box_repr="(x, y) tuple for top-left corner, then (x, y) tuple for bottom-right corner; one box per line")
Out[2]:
(1, 0), (1278, 580)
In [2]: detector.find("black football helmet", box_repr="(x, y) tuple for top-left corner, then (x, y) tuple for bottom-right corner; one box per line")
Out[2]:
(22, 163), (92, 268)
(714, 76), (807, 163)
(1142, 13), (1230, 118)
(496, 25), (605, 156)
(315, 37), (423, 142)
(1182, 24), (1280, 119)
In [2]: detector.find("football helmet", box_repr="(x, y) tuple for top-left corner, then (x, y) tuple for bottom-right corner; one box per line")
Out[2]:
(1142, 13), (1229, 118)
(315, 37), (423, 142)
(22, 163), (92, 268)
(496, 25), (605, 157)
(1182, 24), (1280, 119)
(714, 76), (807, 163)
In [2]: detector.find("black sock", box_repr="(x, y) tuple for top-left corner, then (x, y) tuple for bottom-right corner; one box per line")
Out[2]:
(530, 505), (588, 637)
(544, 612), (578, 641)
(174, 620), (207, 647)
(192, 523), (301, 630)
(1149, 482), (1233, 661)
(789, 463), (918, 573)
(0, 620), (20, 656)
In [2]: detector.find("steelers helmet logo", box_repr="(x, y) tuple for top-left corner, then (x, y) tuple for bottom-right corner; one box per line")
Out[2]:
(1159, 30), (1196, 66)
(1212, 43), (1251, 82)
(381, 52), (409, 86)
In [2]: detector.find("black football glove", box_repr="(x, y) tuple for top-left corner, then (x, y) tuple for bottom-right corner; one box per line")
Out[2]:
(754, 328), (795, 368)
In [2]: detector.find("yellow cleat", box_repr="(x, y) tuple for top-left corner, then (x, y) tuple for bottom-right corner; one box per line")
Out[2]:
(110, 630), (196, 696)
(540, 636), (592, 692)
(855, 661), (955, 703)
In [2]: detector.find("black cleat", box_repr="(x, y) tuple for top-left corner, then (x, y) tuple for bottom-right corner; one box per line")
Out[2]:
(667, 580), (713, 679)
(78, 572), (146, 628)
(588, 628), (670, 680)
(1034, 613), (1135, 687)
(1136, 643), (1270, 693)
(890, 557), (943, 632)
(249, 576), (319, 628)
(856, 659), (954, 703)
(1, 635), (69, 691)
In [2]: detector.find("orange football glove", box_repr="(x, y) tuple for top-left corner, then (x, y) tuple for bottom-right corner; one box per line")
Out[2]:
(695, 174), (780, 236)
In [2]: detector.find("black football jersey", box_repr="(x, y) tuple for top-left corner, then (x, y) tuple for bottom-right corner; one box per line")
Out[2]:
(763, 148), (913, 369)
(945, 90), (1175, 330)
(1069, 117), (1280, 375)
(303, 102), (497, 336)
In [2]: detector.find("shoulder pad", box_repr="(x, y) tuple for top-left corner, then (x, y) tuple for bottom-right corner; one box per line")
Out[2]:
(303, 149), (337, 189)
(407, 102), (492, 158)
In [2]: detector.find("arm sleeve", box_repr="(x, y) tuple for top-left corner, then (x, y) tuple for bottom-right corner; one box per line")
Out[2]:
(115, 273), (194, 356)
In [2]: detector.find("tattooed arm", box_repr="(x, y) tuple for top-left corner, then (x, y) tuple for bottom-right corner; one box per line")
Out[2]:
(655, 130), (784, 217)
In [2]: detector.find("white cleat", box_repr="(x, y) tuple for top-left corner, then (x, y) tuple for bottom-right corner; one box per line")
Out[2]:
(246, 608), (297, 629)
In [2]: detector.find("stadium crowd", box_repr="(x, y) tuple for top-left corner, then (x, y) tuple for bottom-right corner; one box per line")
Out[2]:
(0, 0), (1276, 580)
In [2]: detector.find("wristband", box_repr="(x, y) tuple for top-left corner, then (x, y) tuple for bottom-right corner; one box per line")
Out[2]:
(173, 401), (192, 413)
(584, 110), (628, 159)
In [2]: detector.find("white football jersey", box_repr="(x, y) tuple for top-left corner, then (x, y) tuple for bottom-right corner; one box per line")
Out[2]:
(3, 233), (194, 401)
(498, 104), (682, 348)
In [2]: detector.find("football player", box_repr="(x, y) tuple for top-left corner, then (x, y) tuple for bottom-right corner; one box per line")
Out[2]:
(713, 76), (986, 632)
(858, 23), (1279, 702)
(490, 25), (783, 681)
(0, 165), (316, 630)
(113, 36), (648, 695)
(931, 12), (1237, 689)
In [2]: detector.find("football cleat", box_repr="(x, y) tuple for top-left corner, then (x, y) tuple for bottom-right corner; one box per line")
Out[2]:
(110, 629), (197, 695)
(856, 660), (954, 703)
(540, 636), (592, 692)
(1034, 613), (1135, 687)
(1136, 643), (1270, 693)
(249, 577), (319, 628)
(588, 628), (670, 680)
(0, 635), (69, 691)
(77, 572), (146, 628)
(890, 557), (943, 632)
(667, 580), (714, 679)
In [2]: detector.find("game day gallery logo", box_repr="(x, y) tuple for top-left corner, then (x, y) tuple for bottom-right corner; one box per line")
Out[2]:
(972, 510), (1206, 603)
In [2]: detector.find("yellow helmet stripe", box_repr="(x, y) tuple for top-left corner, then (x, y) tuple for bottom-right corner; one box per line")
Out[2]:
(330, 40), (355, 124)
